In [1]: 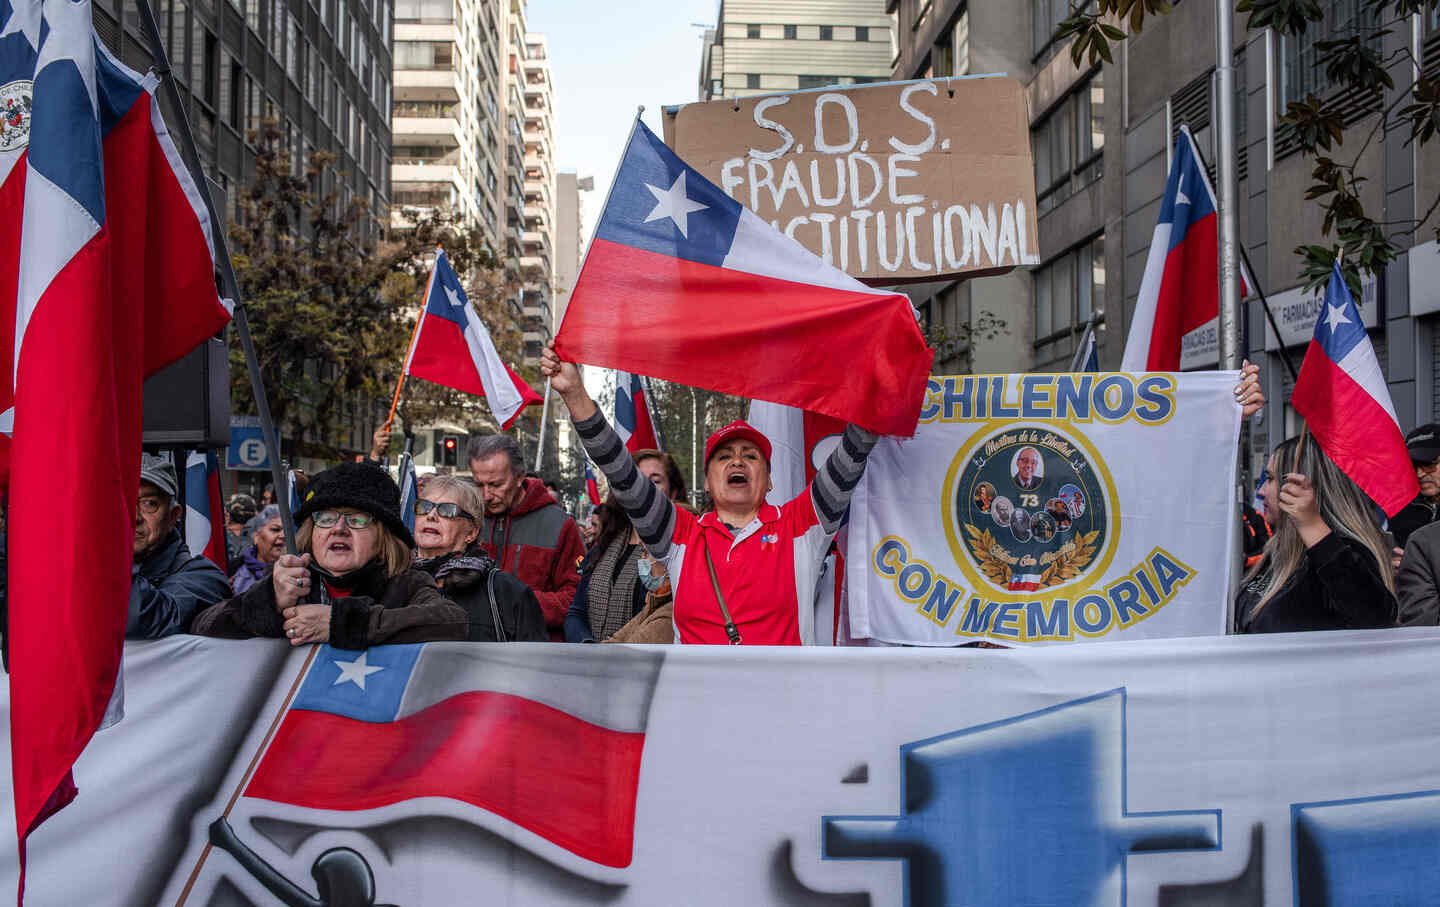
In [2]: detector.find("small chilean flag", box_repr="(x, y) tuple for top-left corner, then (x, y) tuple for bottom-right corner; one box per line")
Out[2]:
(404, 250), (541, 429)
(246, 644), (661, 869)
(555, 121), (932, 437)
(614, 370), (659, 452)
(584, 458), (602, 506)
(183, 450), (226, 568)
(1122, 126), (1248, 371)
(1292, 262), (1418, 516)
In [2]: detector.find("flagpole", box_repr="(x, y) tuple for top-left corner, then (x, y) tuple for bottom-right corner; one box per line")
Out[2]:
(133, 0), (296, 554)
(534, 377), (552, 467)
(386, 246), (442, 432)
(1068, 313), (1098, 372)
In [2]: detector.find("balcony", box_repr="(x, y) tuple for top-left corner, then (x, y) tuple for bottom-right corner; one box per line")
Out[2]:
(392, 163), (464, 185)
(393, 69), (463, 102)
(392, 116), (462, 146)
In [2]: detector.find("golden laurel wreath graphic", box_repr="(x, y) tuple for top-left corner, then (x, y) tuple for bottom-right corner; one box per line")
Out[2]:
(964, 525), (1100, 590)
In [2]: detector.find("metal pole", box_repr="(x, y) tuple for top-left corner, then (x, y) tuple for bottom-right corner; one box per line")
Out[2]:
(1215, 0), (1243, 634)
(534, 377), (552, 469)
(133, 0), (297, 554)
(690, 386), (699, 498)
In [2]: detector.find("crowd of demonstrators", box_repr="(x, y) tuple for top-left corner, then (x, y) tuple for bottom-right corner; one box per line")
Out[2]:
(411, 474), (546, 642)
(230, 505), (285, 594)
(543, 345), (881, 646)
(1234, 437), (1398, 633)
(191, 462), (468, 646)
(467, 434), (586, 640)
(566, 450), (687, 644)
(130, 455), (232, 639)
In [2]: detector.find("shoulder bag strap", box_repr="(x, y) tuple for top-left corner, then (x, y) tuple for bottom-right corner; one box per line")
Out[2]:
(701, 539), (742, 645)
(486, 570), (507, 643)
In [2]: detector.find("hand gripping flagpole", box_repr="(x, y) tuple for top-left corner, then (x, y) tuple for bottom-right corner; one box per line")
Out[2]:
(133, 0), (297, 554)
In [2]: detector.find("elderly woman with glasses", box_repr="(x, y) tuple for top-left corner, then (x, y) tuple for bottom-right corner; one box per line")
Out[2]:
(411, 474), (546, 642)
(191, 462), (467, 647)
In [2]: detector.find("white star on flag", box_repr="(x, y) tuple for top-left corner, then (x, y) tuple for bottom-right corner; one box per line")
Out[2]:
(332, 652), (385, 691)
(444, 284), (466, 309)
(0, 0), (42, 52)
(644, 172), (707, 238)
(1323, 301), (1352, 334)
(1174, 173), (1191, 208)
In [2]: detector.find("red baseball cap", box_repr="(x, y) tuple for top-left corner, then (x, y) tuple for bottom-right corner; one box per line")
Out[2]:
(704, 420), (772, 468)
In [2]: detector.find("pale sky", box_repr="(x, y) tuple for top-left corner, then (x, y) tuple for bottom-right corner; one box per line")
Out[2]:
(529, 0), (720, 244)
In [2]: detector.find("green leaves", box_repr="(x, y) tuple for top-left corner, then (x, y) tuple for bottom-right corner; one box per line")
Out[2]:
(1237, 0), (1324, 35)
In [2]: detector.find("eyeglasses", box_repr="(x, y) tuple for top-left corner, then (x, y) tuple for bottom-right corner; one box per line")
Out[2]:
(414, 499), (475, 521)
(313, 510), (377, 530)
(1415, 459), (1440, 474)
(136, 497), (169, 515)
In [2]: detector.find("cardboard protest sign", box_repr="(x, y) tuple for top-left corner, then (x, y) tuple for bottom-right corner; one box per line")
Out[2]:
(664, 76), (1039, 284)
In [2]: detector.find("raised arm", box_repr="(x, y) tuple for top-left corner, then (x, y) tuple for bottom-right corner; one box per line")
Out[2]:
(542, 348), (678, 561)
(810, 424), (880, 535)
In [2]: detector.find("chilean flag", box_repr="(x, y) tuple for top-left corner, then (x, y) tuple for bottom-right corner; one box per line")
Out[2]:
(403, 249), (541, 429)
(1292, 262), (1418, 516)
(555, 121), (932, 438)
(1122, 126), (1248, 371)
(244, 644), (661, 870)
(614, 370), (659, 452)
(183, 450), (226, 568)
(2, 0), (232, 892)
(584, 457), (602, 506)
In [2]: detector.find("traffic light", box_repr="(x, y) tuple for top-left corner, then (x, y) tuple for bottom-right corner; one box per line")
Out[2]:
(441, 435), (459, 467)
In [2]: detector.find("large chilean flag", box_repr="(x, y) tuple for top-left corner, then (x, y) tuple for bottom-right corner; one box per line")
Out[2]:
(404, 249), (541, 429)
(1292, 262), (1417, 516)
(554, 121), (932, 438)
(1, 0), (232, 893)
(1122, 126), (1247, 371)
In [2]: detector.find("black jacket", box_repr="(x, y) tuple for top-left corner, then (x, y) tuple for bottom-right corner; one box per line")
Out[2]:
(414, 548), (546, 642)
(1235, 533), (1397, 633)
(1397, 521), (1440, 626)
(130, 529), (232, 639)
(190, 559), (467, 648)
(1390, 495), (1439, 549)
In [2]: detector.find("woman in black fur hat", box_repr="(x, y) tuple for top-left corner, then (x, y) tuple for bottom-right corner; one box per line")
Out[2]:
(191, 462), (467, 647)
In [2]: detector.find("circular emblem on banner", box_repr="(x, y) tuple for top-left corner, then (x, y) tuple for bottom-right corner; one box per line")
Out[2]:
(0, 80), (33, 153)
(942, 424), (1120, 598)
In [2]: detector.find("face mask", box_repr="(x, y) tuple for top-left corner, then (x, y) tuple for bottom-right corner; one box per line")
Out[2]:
(637, 555), (665, 591)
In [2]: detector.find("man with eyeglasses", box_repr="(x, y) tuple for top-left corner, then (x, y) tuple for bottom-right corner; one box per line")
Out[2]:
(130, 453), (230, 638)
(1390, 425), (1440, 550)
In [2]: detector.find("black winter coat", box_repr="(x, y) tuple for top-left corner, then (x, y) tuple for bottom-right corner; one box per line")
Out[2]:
(414, 548), (546, 642)
(190, 560), (467, 648)
(1234, 533), (1397, 634)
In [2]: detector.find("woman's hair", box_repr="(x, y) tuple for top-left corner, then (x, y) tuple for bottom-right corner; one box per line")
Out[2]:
(1245, 435), (1395, 614)
(421, 474), (483, 523)
(633, 449), (687, 502)
(255, 504), (281, 526)
(296, 515), (412, 578)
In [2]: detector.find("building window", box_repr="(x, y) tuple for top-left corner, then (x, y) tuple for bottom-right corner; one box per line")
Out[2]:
(746, 73), (760, 89)
(747, 23), (760, 38)
(784, 23), (796, 39)
(1032, 0), (1071, 59)
(244, 0), (258, 32)
(1034, 235), (1105, 364)
(1032, 70), (1103, 214)
(1280, 0), (1382, 106)
(394, 0), (449, 22)
(932, 11), (967, 77)
(855, 25), (868, 41)
(819, 25), (833, 40)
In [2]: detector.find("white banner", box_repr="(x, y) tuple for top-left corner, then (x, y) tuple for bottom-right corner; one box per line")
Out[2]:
(6, 632), (1440, 906)
(848, 372), (1241, 646)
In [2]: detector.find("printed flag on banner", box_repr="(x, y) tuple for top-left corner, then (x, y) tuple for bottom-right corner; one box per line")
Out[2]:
(554, 121), (932, 437)
(584, 458), (602, 506)
(183, 451), (226, 568)
(614, 370), (659, 452)
(213, 643), (663, 894)
(403, 249), (541, 429)
(1, 0), (233, 889)
(848, 372), (1242, 646)
(1291, 262), (1418, 516)
(1122, 126), (1248, 371)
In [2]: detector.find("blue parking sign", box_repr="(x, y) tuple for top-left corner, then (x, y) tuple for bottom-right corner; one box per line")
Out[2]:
(227, 418), (279, 471)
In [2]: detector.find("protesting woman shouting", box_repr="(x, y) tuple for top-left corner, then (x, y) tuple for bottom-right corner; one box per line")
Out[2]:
(541, 346), (878, 645)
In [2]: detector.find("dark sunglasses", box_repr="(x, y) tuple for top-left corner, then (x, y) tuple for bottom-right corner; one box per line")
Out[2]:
(414, 499), (476, 521)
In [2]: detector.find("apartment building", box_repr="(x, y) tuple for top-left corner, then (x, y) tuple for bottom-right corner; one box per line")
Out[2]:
(520, 33), (556, 361)
(890, 0), (1440, 478)
(390, 0), (505, 242)
(698, 0), (895, 100)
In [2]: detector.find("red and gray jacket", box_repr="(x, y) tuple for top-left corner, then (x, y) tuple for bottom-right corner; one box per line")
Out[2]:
(477, 478), (585, 641)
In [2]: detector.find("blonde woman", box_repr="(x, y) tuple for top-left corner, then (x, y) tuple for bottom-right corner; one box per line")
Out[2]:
(192, 463), (467, 646)
(1235, 436), (1398, 633)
